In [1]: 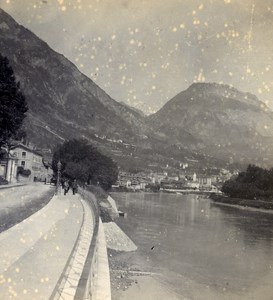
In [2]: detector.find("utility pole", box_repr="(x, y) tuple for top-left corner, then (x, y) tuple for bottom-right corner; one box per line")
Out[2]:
(56, 160), (62, 195)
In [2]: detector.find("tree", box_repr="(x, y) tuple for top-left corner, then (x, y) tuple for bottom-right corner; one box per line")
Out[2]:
(63, 161), (90, 183)
(221, 164), (273, 200)
(0, 54), (28, 148)
(52, 139), (118, 190)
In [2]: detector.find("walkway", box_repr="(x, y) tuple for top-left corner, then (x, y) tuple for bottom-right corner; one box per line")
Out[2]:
(0, 191), (91, 299)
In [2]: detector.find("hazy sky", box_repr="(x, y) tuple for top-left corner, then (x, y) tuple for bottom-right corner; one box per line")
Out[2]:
(0, 0), (273, 114)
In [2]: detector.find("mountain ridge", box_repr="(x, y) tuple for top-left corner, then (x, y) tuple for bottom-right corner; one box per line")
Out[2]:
(0, 8), (148, 148)
(148, 82), (273, 165)
(1, 7), (273, 170)
(1, 8), (200, 173)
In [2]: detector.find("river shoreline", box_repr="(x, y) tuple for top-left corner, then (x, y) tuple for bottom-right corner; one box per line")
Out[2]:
(110, 188), (212, 196)
(108, 245), (182, 300)
(102, 219), (180, 300)
(210, 193), (273, 211)
(103, 194), (181, 300)
(211, 200), (273, 214)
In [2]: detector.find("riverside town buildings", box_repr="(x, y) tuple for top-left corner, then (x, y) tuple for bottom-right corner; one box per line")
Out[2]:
(116, 170), (218, 192)
(0, 143), (50, 184)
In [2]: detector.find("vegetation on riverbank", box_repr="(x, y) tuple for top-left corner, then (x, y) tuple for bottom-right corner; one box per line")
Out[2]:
(85, 184), (116, 222)
(211, 164), (273, 210)
(221, 164), (273, 200)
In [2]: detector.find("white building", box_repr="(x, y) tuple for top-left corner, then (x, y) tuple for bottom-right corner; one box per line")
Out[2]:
(0, 143), (50, 183)
(11, 144), (48, 182)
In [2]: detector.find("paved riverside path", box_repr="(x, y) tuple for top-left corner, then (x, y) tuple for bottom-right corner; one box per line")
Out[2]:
(0, 189), (87, 299)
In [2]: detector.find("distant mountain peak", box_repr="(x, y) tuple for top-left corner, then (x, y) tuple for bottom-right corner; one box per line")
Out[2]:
(177, 82), (261, 108)
(148, 82), (273, 165)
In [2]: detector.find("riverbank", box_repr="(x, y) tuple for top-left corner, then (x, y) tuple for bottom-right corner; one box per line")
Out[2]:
(103, 220), (175, 299)
(161, 188), (212, 196)
(107, 247), (182, 300)
(104, 224), (162, 300)
(103, 194), (183, 300)
(210, 193), (273, 210)
(102, 209), (180, 299)
(110, 188), (214, 195)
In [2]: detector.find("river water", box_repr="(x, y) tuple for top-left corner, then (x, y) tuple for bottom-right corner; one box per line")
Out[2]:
(111, 192), (273, 299)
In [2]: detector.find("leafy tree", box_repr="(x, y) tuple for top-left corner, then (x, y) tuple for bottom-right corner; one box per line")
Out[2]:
(63, 161), (90, 183)
(0, 54), (28, 148)
(221, 164), (273, 200)
(52, 139), (118, 190)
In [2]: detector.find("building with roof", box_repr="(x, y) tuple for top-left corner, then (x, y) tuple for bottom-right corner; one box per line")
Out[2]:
(0, 143), (50, 183)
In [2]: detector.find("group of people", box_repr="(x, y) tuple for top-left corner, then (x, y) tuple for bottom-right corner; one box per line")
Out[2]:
(62, 179), (78, 195)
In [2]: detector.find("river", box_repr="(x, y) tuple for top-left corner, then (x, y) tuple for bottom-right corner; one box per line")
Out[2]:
(111, 192), (273, 299)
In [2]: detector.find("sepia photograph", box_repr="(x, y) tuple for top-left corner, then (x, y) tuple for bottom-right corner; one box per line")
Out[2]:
(0, 0), (273, 299)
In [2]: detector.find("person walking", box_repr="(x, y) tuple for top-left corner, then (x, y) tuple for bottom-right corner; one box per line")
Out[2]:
(61, 178), (65, 190)
(72, 179), (78, 195)
(64, 180), (69, 195)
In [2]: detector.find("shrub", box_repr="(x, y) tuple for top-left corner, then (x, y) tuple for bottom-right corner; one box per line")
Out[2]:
(17, 166), (31, 177)
(0, 176), (8, 185)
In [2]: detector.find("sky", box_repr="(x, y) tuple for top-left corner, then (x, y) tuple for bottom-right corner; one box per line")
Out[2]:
(0, 0), (273, 114)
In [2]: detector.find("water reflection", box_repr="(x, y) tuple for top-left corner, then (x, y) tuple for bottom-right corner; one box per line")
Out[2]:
(112, 192), (273, 294)
(122, 192), (212, 227)
(211, 203), (273, 250)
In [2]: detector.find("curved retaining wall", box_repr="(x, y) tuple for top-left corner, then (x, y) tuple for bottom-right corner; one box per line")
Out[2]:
(49, 187), (111, 300)
(75, 187), (111, 300)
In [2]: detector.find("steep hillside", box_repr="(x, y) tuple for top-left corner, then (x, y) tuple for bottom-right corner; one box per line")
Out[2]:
(2, 8), (270, 170)
(0, 8), (148, 151)
(0, 9), (208, 172)
(148, 82), (273, 165)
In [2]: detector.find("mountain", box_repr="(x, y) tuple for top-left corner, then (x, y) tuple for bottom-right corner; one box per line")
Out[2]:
(0, 8), (202, 172)
(0, 8), (148, 152)
(2, 8), (272, 171)
(148, 82), (273, 165)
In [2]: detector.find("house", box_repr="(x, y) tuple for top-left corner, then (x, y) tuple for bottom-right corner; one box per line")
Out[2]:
(160, 178), (187, 190)
(126, 180), (131, 188)
(0, 143), (50, 183)
(179, 162), (188, 169)
(151, 173), (167, 184)
(42, 160), (54, 183)
(11, 144), (48, 182)
(196, 175), (212, 189)
(184, 181), (200, 189)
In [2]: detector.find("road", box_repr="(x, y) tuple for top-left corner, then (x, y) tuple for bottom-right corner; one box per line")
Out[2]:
(0, 186), (87, 299)
(0, 183), (55, 233)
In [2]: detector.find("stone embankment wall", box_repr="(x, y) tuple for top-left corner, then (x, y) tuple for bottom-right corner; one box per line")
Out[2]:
(75, 188), (111, 300)
(106, 195), (119, 218)
(103, 195), (137, 252)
